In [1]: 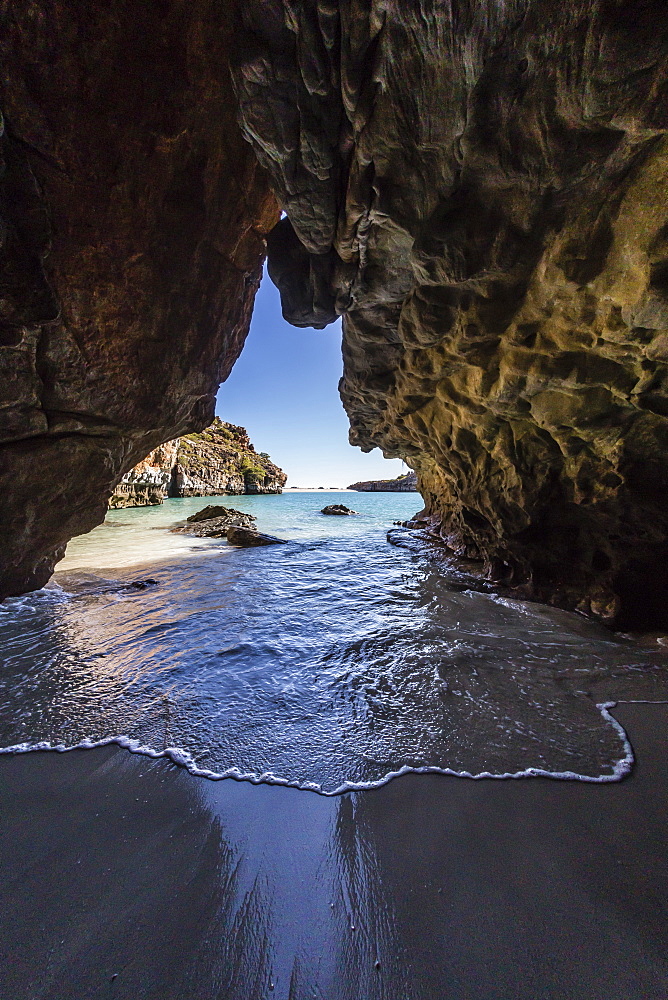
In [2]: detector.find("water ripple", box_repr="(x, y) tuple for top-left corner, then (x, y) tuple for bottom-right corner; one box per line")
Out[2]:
(1, 493), (667, 791)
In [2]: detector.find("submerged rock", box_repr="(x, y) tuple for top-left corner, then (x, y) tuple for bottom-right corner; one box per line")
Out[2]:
(226, 526), (286, 547)
(321, 505), (359, 515)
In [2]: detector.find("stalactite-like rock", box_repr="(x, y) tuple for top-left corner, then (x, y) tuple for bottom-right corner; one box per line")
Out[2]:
(0, 0), (278, 596)
(235, 0), (668, 625)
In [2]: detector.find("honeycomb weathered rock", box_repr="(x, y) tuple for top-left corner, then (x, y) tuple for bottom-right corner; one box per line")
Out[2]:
(235, 0), (668, 625)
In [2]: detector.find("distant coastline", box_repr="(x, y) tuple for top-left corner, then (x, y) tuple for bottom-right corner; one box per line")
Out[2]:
(348, 471), (417, 492)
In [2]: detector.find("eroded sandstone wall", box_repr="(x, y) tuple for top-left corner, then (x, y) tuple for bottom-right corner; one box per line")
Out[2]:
(108, 441), (180, 509)
(0, 0), (278, 595)
(235, 0), (668, 625)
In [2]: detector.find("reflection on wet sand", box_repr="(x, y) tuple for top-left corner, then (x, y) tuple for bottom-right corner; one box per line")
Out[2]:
(1, 704), (667, 1000)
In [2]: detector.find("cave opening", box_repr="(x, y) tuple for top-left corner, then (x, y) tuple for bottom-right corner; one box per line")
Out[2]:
(215, 268), (406, 491)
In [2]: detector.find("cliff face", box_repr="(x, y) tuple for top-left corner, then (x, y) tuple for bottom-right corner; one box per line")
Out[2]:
(235, 0), (668, 625)
(0, 0), (278, 596)
(173, 419), (286, 497)
(349, 472), (418, 493)
(108, 441), (179, 509)
(109, 419), (286, 507)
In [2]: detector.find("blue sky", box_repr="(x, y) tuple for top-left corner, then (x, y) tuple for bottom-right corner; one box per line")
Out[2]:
(216, 270), (406, 488)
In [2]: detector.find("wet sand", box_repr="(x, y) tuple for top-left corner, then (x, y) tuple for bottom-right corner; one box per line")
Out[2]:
(1, 703), (666, 1000)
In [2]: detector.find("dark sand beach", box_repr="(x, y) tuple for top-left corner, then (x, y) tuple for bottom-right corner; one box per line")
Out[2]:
(1, 702), (666, 1000)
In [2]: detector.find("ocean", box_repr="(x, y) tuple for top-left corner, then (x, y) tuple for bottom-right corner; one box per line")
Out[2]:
(1, 490), (667, 791)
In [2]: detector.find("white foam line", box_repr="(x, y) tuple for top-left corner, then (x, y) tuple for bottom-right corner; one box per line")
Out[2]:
(2, 699), (666, 796)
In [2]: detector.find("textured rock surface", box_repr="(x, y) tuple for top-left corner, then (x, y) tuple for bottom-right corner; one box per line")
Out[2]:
(186, 505), (256, 526)
(349, 472), (418, 493)
(321, 504), (358, 515)
(108, 442), (180, 509)
(235, 0), (668, 625)
(226, 525), (286, 547)
(110, 420), (285, 508)
(173, 419), (286, 497)
(0, 0), (278, 596)
(173, 506), (257, 538)
(110, 419), (286, 508)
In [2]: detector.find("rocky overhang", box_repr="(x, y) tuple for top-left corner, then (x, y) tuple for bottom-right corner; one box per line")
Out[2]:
(4, 1), (668, 629)
(234, 0), (668, 626)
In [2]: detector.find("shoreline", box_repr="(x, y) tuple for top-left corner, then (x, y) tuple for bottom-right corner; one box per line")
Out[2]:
(1, 703), (666, 999)
(0, 698), (642, 791)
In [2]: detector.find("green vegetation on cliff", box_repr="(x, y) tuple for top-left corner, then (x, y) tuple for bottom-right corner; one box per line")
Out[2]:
(110, 418), (286, 507)
(175, 418), (286, 496)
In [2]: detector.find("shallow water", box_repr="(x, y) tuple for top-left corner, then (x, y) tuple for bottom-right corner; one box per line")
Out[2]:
(1, 492), (667, 791)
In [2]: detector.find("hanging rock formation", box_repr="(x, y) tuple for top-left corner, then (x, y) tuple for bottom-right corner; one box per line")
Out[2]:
(234, 0), (668, 625)
(0, 0), (278, 596)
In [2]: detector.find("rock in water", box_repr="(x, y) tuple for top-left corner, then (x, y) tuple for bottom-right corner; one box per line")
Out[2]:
(186, 506), (255, 525)
(172, 506), (256, 537)
(321, 505), (359, 515)
(173, 518), (234, 538)
(226, 526), (286, 547)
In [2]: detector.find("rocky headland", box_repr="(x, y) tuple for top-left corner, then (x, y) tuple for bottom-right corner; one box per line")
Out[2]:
(109, 419), (286, 508)
(3, 1), (668, 628)
(348, 472), (418, 493)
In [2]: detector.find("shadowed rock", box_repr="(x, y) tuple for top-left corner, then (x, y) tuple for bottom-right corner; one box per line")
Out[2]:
(0, 0), (278, 597)
(226, 526), (286, 546)
(5, 1), (668, 626)
(321, 504), (359, 515)
(234, 0), (668, 626)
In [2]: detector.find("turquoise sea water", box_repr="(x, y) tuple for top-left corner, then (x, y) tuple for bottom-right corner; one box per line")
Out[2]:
(1, 491), (667, 791)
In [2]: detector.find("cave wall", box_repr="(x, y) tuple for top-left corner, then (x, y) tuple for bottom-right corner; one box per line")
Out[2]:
(234, 0), (668, 624)
(0, 0), (278, 596)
